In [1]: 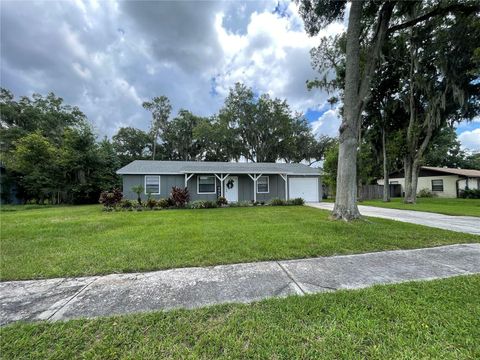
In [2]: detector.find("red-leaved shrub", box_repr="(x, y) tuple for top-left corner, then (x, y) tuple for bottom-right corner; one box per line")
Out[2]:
(170, 186), (190, 207)
(99, 188), (123, 208)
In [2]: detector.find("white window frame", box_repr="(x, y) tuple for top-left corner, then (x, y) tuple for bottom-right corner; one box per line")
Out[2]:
(257, 175), (270, 193)
(197, 175), (217, 194)
(431, 179), (444, 192)
(144, 175), (161, 195)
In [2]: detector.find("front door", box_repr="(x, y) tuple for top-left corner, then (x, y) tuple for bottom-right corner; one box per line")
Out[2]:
(224, 176), (238, 202)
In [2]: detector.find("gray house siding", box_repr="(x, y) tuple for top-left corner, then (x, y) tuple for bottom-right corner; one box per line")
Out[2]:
(186, 175), (218, 202)
(237, 174), (285, 202)
(121, 173), (315, 202)
(122, 174), (184, 201)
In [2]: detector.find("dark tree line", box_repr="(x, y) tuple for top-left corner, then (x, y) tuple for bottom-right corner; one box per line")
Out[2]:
(0, 84), (333, 204)
(112, 83), (333, 166)
(0, 89), (120, 204)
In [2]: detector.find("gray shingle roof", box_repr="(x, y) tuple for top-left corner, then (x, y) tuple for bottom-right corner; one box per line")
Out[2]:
(117, 160), (322, 175)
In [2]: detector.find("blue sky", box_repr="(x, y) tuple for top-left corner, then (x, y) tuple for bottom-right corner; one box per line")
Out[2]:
(1, 0), (478, 151)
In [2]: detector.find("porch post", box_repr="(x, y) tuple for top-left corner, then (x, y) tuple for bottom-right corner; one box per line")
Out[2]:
(185, 173), (194, 188)
(215, 173), (230, 197)
(279, 173), (288, 200)
(247, 173), (262, 202)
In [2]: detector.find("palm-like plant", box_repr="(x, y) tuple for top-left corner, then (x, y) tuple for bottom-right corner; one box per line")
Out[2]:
(131, 185), (144, 205)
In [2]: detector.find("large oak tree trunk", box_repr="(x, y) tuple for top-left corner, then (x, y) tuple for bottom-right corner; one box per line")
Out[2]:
(382, 128), (390, 202)
(332, 1), (394, 220)
(404, 31), (417, 204)
(332, 0), (362, 220)
(404, 155), (413, 202)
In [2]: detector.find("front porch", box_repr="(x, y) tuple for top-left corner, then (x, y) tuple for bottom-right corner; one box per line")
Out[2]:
(184, 173), (288, 203)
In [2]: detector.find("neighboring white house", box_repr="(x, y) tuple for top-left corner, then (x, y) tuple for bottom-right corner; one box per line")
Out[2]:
(377, 166), (480, 198)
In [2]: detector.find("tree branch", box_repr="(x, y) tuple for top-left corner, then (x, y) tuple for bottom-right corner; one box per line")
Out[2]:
(388, 3), (480, 33)
(356, 2), (395, 118)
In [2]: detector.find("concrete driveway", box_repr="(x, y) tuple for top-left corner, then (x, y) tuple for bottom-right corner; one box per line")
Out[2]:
(308, 202), (480, 235)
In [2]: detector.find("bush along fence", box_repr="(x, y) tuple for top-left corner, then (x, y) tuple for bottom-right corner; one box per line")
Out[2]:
(99, 187), (305, 211)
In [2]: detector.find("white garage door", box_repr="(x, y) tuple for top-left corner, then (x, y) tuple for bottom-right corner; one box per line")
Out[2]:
(289, 177), (319, 202)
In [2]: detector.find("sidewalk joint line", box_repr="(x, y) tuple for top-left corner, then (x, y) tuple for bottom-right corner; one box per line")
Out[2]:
(46, 277), (98, 321)
(276, 261), (306, 295)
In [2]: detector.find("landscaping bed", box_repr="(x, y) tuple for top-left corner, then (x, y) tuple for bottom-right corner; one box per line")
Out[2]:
(99, 187), (305, 211)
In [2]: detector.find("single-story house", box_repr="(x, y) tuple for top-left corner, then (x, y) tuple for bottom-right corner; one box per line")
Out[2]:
(377, 166), (480, 198)
(116, 160), (323, 203)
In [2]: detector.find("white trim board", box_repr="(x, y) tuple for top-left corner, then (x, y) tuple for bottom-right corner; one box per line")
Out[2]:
(144, 175), (161, 195)
(197, 175), (217, 195)
(257, 175), (270, 193)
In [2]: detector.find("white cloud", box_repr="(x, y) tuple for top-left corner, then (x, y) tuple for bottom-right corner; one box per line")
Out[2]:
(458, 128), (480, 151)
(310, 108), (341, 138)
(213, 4), (345, 113)
(0, 0), (346, 137)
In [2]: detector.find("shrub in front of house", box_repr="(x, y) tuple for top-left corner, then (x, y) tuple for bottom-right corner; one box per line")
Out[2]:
(188, 200), (204, 209)
(145, 198), (158, 210)
(99, 188), (123, 210)
(229, 201), (252, 207)
(216, 196), (228, 207)
(170, 186), (190, 208)
(418, 188), (436, 198)
(288, 198), (305, 205)
(268, 198), (304, 206)
(461, 189), (480, 199)
(188, 200), (218, 209)
(157, 198), (173, 209)
(101, 192), (305, 212)
(119, 199), (135, 210)
(269, 198), (286, 206)
(203, 200), (218, 208)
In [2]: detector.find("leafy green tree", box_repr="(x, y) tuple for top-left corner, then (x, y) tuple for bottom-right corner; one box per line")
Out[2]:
(322, 141), (338, 196)
(143, 96), (172, 160)
(401, 11), (480, 203)
(299, 0), (480, 219)
(464, 152), (480, 170)
(112, 127), (152, 166)
(95, 138), (121, 191)
(1, 89), (120, 204)
(60, 125), (114, 204)
(193, 116), (240, 161)
(9, 132), (60, 203)
(161, 110), (204, 160)
(219, 83), (319, 163)
(424, 127), (467, 169)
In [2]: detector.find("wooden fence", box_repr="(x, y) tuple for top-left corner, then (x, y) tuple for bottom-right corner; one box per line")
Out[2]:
(359, 184), (402, 200)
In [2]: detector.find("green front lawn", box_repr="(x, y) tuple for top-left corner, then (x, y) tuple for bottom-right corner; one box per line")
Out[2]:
(2, 275), (479, 359)
(360, 197), (480, 217)
(1, 205), (478, 281)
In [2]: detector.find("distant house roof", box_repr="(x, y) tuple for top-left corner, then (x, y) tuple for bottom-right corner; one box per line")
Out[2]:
(421, 166), (480, 178)
(117, 160), (322, 176)
(389, 166), (480, 179)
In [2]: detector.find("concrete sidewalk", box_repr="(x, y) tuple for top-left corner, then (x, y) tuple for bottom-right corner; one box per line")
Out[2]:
(1, 244), (479, 326)
(307, 202), (480, 235)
